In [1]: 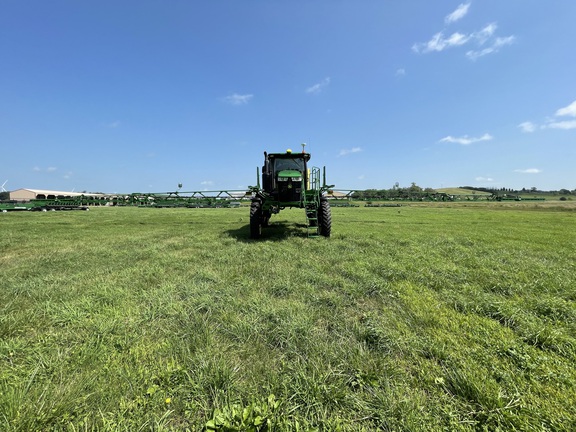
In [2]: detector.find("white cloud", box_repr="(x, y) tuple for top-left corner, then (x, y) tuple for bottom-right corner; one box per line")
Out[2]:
(395, 68), (406, 76)
(413, 32), (470, 53)
(106, 121), (121, 128)
(556, 100), (576, 117)
(514, 168), (541, 174)
(414, 29), (514, 58)
(466, 35), (515, 60)
(518, 121), (536, 133)
(484, 34), (514, 50)
(338, 147), (362, 157)
(465, 48), (492, 61)
(521, 100), (576, 132)
(200, 180), (214, 186)
(474, 23), (497, 44)
(439, 133), (493, 145)
(33, 166), (60, 173)
(475, 176), (494, 182)
(546, 120), (576, 130)
(413, 4), (514, 60)
(446, 32), (470, 47)
(306, 77), (331, 95)
(445, 3), (471, 24)
(224, 93), (253, 105)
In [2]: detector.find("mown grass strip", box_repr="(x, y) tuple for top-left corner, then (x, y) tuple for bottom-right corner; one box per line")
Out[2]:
(1, 205), (575, 430)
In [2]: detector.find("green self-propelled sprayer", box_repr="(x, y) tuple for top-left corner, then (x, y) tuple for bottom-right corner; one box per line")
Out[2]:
(249, 144), (334, 239)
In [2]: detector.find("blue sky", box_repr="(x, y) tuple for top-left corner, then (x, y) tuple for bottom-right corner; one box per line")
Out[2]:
(1, 0), (575, 193)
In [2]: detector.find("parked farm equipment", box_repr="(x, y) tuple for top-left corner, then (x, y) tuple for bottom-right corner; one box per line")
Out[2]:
(0, 197), (91, 212)
(0, 190), (251, 212)
(248, 145), (333, 239)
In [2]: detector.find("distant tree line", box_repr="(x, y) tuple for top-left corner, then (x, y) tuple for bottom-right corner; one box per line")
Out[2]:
(351, 184), (575, 202)
(351, 183), (438, 200)
(460, 186), (575, 195)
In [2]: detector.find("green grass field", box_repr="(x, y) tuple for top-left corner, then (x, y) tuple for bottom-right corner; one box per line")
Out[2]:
(1, 204), (575, 431)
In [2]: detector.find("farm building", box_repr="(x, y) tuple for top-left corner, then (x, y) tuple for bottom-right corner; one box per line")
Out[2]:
(9, 188), (105, 201)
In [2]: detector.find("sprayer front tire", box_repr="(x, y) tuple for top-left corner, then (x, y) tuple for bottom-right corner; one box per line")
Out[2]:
(318, 199), (332, 237)
(250, 200), (262, 239)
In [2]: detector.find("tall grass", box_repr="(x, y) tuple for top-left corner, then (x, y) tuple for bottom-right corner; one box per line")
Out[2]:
(1, 205), (575, 430)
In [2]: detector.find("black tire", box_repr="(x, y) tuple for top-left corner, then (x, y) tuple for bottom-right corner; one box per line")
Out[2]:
(250, 200), (262, 239)
(318, 199), (331, 237)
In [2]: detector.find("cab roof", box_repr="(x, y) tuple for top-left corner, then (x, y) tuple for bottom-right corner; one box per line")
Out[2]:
(267, 151), (311, 162)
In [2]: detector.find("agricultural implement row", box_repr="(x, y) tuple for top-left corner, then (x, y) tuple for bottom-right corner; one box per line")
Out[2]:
(0, 199), (90, 212)
(0, 190), (251, 212)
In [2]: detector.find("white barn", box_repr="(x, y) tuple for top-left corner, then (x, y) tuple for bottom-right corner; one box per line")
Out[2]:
(9, 189), (105, 201)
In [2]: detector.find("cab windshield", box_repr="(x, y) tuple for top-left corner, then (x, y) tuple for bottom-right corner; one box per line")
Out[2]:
(274, 157), (305, 173)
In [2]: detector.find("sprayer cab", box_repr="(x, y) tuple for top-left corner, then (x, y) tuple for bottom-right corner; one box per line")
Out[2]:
(262, 150), (311, 201)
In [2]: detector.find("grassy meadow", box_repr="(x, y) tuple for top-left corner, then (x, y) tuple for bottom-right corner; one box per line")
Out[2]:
(1, 203), (575, 431)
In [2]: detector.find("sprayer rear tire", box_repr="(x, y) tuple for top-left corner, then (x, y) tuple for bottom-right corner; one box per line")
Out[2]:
(318, 199), (331, 237)
(250, 200), (262, 239)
